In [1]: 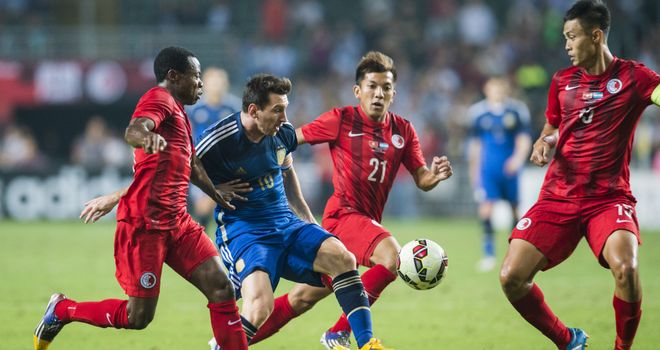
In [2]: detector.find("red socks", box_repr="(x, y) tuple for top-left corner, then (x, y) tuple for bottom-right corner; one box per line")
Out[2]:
(511, 284), (571, 348)
(329, 264), (397, 333)
(250, 293), (299, 344)
(54, 298), (129, 328)
(208, 300), (248, 350)
(613, 296), (641, 350)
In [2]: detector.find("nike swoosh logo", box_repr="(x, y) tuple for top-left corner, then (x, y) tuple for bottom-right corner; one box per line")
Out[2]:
(348, 131), (365, 137)
(565, 85), (579, 90)
(616, 218), (632, 223)
(106, 313), (114, 327)
(228, 319), (241, 326)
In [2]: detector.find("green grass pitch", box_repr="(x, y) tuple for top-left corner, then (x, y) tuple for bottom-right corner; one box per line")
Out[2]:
(1, 219), (659, 349)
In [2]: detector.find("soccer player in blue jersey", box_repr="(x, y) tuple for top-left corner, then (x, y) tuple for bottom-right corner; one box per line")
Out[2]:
(81, 73), (390, 350)
(187, 67), (242, 227)
(467, 76), (532, 272)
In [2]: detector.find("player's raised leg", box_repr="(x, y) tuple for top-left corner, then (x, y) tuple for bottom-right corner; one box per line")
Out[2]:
(602, 230), (642, 350)
(500, 239), (575, 349)
(34, 220), (163, 350)
(326, 236), (398, 340)
(33, 293), (136, 350)
(313, 237), (390, 349)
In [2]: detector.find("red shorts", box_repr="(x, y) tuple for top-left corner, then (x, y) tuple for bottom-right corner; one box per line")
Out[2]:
(114, 213), (219, 297)
(323, 212), (391, 267)
(510, 195), (641, 270)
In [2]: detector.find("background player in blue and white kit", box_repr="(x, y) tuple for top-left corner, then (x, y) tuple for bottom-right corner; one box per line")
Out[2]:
(467, 76), (532, 272)
(187, 67), (242, 227)
(200, 74), (389, 350)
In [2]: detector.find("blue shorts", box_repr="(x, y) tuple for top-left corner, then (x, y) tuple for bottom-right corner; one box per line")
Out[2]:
(479, 170), (519, 204)
(216, 215), (333, 299)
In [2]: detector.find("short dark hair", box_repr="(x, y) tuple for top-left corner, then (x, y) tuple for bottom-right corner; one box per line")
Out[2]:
(355, 51), (397, 85)
(564, 0), (610, 37)
(153, 46), (196, 83)
(242, 74), (292, 111)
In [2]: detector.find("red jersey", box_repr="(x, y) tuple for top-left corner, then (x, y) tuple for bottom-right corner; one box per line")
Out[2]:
(117, 87), (194, 230)
(301, 106), (426, 222)
(542, 57), (660, 198)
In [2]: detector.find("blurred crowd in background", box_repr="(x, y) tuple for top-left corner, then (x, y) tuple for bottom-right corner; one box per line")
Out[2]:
(0, 0), (659, 217)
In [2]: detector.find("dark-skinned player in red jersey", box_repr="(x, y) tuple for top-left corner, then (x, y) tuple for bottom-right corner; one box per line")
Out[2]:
(240, 51), (453, 350)
(498, 1), (660, 350)
(33, 47), (249, 350)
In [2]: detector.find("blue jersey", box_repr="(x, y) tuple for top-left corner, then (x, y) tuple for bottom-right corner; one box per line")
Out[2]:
(187, 95), (241, 141)
(469, 98), (531, 175)
(196, 112), (298, 240)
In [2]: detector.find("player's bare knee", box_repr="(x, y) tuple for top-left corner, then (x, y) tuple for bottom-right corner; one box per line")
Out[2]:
(499, 268), (525, 294)
(244, 299), (272, 327)
(611, 259), (639, 287)
(289, 291), (319, 314)
(127, 307), (155, 330)
(208, 282), (235, 303)
(334, 248), (357, 273)
(375, 255), (398, 275)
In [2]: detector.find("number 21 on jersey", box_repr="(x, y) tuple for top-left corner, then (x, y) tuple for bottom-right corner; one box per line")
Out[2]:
(368, 158), (387, 183)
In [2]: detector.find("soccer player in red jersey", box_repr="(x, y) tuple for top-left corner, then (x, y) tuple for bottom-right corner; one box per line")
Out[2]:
(247, 51), (453, 349)
(33, 47), (248, 350)
(499, 1), (660, 349)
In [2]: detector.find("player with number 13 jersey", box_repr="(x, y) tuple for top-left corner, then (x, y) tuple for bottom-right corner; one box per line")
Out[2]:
(502, 2), (660, 349)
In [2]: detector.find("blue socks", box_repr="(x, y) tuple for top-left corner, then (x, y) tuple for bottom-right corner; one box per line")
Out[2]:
(482, 219), (495, 257)
(241, 315), (257, 343)
(332, 270), (372, 347)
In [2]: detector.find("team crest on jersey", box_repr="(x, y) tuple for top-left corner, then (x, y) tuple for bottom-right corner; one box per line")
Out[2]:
(276, 146), (286, 165)
(503, 112), (517, 129)
(391, 134), (405, 149)
(369, 140), (389, 153)
(516, 218), (532, 231)
(140, 272), (157, 289)
(606, 79), (622, 94)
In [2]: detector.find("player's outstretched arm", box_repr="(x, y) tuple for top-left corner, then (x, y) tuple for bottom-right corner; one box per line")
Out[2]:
(413, 156), (453, 192)
(124, 117), (167, 154)
(190, 155), (236, 210)
(79, 187), (128, 223)
(530, 122), (559, 167)
(281, 154), (317, 224)
(295, 127), (308, 145)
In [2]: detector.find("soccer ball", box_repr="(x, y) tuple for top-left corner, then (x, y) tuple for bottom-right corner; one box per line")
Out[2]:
(397, 239), (448, 290)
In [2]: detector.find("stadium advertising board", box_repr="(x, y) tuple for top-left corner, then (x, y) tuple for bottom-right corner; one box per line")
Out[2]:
(0, 166), (131, 220)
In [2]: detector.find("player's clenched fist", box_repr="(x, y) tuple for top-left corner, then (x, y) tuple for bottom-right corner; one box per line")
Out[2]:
(143, 132), (167, 154)
(431, 156), (452, 181)
(530, 135), (556, 167)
